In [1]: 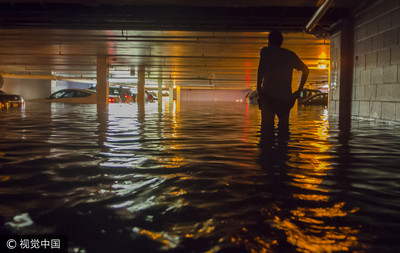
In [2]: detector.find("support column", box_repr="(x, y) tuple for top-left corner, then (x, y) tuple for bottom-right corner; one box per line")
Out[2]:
(169, 82), (174, 112)
(51, 80), (57, 94)
(51, 71), (57, 94)
(176, 85), (181, 113)
(339, 18), (354, 129)
(137, 66), (145, 109)
(97, 56), (109, 114)
(158, 79), (163, 111)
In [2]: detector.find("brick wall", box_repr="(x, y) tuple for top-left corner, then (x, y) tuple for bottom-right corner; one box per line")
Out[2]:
(350, 0), (400, 122)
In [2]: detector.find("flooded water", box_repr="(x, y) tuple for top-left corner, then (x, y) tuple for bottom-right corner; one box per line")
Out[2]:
(1, 101), (400, 253)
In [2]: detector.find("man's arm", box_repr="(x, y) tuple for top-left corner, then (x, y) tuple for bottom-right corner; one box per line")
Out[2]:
(294, 60), (309, 98)
(256, 53), (264, 109)
(257, 53), (264, 96)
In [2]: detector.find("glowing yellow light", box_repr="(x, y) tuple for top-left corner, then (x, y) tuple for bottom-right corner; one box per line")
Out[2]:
(273, 216), (360, 252)
(170, 189), (187, 196)
(318, 51), (329, 69)
(293, 194), (329, 202)
(0, 175), (10, 182)
(318, 63), (327, 69)
(134, 228), (179, 249)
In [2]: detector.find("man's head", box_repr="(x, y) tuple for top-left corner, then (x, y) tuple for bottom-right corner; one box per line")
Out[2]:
(268, 31), (283, 47)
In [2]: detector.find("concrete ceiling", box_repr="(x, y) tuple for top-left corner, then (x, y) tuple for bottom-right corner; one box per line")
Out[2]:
(0, 0), (366, 90)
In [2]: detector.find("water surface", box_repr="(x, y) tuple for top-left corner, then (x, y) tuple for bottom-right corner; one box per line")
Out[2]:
(1, 101), (399, 252)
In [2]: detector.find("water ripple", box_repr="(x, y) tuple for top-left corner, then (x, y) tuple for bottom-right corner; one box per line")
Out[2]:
(0, 102), (399, 252)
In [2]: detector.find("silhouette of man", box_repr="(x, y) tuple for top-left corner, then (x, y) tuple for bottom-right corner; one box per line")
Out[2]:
(257, 31), (309, 135)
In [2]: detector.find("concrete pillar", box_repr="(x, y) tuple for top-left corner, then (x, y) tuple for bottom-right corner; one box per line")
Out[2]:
(51, 80), (57, 94)
(137, 66), (145, 109)
(176, 85), (181, 112)
(169, 82), (174, 112)
(158, 79), (163, 111)
(96, 56), (109, 113)
(51, 72), (57, 94)
(339, 18), (354, 129)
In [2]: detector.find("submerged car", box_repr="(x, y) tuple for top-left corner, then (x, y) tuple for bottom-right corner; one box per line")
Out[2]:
(129, 89), (156, 102)
(37, 89), (121, 104)
(298, 88), (323, 101)
(0, 90), (25, 109)
(146, 90), (157, 102)
(109, 86), (135, 103)
(299, 92), (328, 106)
(246, 90), (259, 106)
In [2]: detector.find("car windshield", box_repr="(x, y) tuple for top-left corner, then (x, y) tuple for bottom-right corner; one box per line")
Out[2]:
(124, 89), (133, 95)
(74, 91), (92, 97)
(62, 91), (75, 98)
(109, 88), (121, 95)
(50, 90), (92, 99)
(50, 90), (67, 99)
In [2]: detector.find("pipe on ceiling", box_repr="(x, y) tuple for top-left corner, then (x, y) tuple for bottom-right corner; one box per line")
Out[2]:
(1, 73), (94, 83)
(305, 0), (335, 34)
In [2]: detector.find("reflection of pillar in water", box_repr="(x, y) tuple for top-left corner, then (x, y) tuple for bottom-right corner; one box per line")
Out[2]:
(137, 105), (145, 123)
(97, 112), (108, 149)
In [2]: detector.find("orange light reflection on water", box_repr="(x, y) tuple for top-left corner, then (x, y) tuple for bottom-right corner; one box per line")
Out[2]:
(275, 116), (361, 252)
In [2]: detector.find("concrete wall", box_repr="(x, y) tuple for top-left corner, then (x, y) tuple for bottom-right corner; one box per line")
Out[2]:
(180, 89), (249, 102)
(55, 80), (93, 91)
(2, 78), (51, 100)
(332, 0), (400, 122)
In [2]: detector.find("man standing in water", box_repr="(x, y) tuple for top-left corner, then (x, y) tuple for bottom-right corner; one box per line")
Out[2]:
(257, 31), (309, 135)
